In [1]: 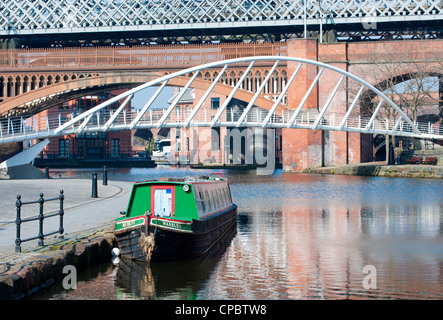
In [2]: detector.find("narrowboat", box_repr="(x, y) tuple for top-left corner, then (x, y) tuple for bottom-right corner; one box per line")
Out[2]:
(114, 174), (237, 262)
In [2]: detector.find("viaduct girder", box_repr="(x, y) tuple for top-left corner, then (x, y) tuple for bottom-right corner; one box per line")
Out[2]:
(1, 0), (442, 46)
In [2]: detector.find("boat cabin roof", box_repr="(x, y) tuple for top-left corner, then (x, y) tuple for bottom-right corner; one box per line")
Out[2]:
(125, 174), (232, 222)
(135, 175), (227, 186)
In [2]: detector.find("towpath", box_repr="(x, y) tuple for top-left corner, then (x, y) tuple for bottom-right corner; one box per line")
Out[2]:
(0, 178), (134, 254)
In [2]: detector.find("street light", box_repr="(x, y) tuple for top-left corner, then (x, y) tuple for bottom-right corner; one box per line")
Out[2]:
(319, 0), (323, 43)
(304, 0), (307, 39)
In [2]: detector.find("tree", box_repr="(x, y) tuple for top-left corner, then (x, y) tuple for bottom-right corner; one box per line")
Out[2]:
(353, 39), (443, 157)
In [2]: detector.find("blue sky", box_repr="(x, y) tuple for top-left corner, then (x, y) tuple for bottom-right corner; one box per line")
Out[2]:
(131, 86), (173, 109)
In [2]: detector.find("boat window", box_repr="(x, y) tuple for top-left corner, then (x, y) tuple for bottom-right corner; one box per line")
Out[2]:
(205, 191), (211, 212)
(215, 188), (220, 209)
(210, 190), (215, 211)
(209, 190), (215, 211)
(224, 185), (230, 205)
(200, 190), (206, 213)
(221, 186), (227, 206)
(215, 189), (220, 209)
(195, 187), (202, 214)
(154, 188), (172, 217)
(216, 188), (222, 208)
(212, 189), (217, 209)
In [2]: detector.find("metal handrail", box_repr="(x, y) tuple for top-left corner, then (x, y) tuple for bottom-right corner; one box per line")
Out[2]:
(15, 190), (64, 253)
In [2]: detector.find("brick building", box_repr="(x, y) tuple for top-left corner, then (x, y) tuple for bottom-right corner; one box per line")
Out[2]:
(168, 88), (282, 167)
(35, 89), (133, 159)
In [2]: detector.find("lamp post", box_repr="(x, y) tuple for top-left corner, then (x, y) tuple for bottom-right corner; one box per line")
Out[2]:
(319, 0), (323, 43)
(304, 0), (307, 39)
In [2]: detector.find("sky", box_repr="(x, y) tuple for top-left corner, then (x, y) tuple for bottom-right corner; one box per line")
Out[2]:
(131, 86), (173, 109)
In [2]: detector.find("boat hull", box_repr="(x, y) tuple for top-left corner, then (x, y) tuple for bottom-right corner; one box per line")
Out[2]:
(115, 204), (237, 262)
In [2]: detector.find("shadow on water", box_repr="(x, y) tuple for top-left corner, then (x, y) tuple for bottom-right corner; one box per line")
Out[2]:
(115, 224), (238, 300)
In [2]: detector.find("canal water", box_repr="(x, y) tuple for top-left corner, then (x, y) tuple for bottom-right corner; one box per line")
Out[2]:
(33, 167), (443, 300)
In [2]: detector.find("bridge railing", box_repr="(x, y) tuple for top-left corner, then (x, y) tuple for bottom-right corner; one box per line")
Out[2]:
(0, 43), (287, 70)
(1, 109), (442, 144)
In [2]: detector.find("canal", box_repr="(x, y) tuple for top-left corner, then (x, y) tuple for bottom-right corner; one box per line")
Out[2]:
(33, 167), (443, 299)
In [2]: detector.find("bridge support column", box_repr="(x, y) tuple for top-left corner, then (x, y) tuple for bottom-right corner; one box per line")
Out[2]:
(283, 39), (323, 171)
(318, 43), (349, 167)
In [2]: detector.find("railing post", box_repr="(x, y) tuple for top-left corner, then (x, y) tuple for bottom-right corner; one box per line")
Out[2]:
(59, 190), (64, 239)
(15, 195), (22, 253)
(103, 166), (108, 186)
(38, 193), (44, 246)
(92, 172), (98, 198)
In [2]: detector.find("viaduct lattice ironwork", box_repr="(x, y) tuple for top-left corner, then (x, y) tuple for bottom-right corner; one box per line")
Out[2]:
(0, 0), (442, 46)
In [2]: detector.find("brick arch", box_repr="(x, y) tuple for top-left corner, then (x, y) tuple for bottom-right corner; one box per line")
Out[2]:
(357, 68), (443, 118)
(178, 67), (287, 100)
(0, 72), (158, 117)
(0, 72), (102, 101)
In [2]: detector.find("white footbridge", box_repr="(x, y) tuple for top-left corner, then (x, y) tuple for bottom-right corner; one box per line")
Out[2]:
(0, 57), (442, 145)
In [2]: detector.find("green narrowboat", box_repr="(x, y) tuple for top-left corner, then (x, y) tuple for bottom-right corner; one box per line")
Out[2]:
(114, 174), (237, 262)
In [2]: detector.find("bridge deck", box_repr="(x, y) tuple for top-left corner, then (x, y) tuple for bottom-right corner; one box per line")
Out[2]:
(1, 109), (442, 145)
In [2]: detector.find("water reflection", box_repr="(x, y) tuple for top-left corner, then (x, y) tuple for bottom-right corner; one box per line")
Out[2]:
(32, 168), (443, 299)
(115, 224), (237, 300)
(202, 172), (443, 299)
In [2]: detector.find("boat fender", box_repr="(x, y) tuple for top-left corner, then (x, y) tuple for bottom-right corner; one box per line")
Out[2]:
(111, 247), (120, 257)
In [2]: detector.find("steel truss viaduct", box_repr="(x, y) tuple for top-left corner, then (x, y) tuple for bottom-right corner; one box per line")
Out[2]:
(1, 0), (442, 46)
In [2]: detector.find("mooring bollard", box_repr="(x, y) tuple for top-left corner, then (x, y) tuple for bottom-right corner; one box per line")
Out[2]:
(58, 190), (64, 239)
(92, 172), (98, 198)
(103, 166), (108, 186)
(15, 195), (22, 253)
(38, 193), (44, 246)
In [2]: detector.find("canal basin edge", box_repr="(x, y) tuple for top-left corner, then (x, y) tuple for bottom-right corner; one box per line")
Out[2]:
(302, 163), (443, 179)
(0, 224), (117, 300)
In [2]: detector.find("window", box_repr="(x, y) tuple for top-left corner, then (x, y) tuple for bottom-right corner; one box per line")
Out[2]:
(59, 102), (69, 111)
(200, 190), (206, 213)
(154, 188), (172, 217)
(74, 99), (85, 113)
(205, 191), (211, 212)
(211, 97), (220, 109)
(111, 139), (119, 157)
(59, 139), (69, 157)
(211, 127), (220, 152)
(176, 128), (181, 152)
(215, 189), (221, 209)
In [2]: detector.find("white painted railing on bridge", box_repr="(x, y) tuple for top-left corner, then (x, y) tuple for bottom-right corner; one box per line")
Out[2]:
(1, 56), (442, 144)
(1, 109), (442, 144)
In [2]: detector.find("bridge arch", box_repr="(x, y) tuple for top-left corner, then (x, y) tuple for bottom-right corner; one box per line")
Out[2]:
(1, 56), (442, 145)
(0, 69), (280, 118)
(53, 56), (422, 135)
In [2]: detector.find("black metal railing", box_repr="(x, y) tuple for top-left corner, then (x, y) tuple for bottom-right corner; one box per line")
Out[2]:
(15, 190), (64, 253)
